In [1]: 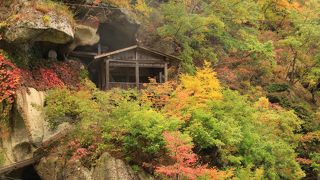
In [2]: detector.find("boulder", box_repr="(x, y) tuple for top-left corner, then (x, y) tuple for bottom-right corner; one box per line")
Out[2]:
(0, 87), (72, 167)
(1, 107), (34, 165)
(3, 1), (74, 44)
(16, 87), (46, 145)
(93, 153), (138, 180)
(36, 156), (91, 180)
(15, 87), (72, 145)
(36, 152), (154, 180)
(64, 24), (100, 55)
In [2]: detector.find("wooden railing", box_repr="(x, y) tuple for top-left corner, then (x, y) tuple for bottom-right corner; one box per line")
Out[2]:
(108, 82), (159, 90)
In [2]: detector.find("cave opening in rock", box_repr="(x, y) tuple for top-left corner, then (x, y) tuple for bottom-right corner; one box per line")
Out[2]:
(4, 165), (41, 180)
(74, 21), (138, 55)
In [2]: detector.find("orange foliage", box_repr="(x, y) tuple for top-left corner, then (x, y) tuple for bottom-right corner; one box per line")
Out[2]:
(141, 78), (176, 109)
(300, 131), (320, 144)
(296, 157), (313, 165)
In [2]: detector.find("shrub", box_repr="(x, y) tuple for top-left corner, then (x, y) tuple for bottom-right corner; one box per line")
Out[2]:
(0, 54), (21, 102)
(103, 100), (182, 163)
(44, 80), (110, 129)
(0, 53), (21, 122)
(156, 131), (223, 180)
(266, 83), (290, 93)
(185, 90), (305, 179)
(163, 61), (222, 120)
(63, 126), (104, 168)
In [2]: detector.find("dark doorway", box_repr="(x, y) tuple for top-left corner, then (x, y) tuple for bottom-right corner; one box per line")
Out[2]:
(110, 67), (136, 83)
(4, 165), (41, 180)
(140, 68), (165, 83)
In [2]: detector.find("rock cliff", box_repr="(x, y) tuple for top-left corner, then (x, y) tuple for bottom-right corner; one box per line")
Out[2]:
(36, 152), (153, 180)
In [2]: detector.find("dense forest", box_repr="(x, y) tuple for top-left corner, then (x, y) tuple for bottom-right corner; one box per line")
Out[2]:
(0, 0), (320, 179)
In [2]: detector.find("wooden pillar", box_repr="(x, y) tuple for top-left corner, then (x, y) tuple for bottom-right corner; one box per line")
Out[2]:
(159, 72), (163, 83)
(135, 50), (139, 88)
(105, 59), (110, 90)
(98, 43), (101, 54)
(164, 63), (168, 82)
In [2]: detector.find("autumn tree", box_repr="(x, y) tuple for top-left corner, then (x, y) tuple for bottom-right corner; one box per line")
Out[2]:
(156, 131), (223, 180)
(139, 0), (274, 75)
(164, 61), (222, 120)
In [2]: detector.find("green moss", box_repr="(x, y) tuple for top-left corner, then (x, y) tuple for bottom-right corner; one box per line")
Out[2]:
(0, 150), (5, 166)
(34, 0), (75, 25)
(42, 15), (51, 25)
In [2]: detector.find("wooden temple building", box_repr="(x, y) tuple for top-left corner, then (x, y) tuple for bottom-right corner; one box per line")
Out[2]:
(88, 45), (180, 90)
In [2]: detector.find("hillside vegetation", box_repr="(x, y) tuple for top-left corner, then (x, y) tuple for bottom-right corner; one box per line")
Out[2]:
(0, 0), (319, 179)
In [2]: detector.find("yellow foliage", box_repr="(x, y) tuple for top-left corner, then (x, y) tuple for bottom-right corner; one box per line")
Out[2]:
(180, 61), (222, 101)
(134, 0), (151, 15)
(105, 0), (131, 8)
(254, 97), (270, 109)
(142, 61), (222, 120)
(42, 15), (50, 25)
(165, 61), (222, 120)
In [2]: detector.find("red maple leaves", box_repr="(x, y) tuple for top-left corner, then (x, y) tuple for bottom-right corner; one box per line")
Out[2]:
(19, 61), (81, 90)
(66, 140), (96, 161)
(156, 131), (222, 180)
(0, 54), (21, 103)
(39, 68), (65, 88)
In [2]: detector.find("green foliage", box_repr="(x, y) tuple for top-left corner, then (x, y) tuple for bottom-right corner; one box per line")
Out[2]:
(266, 83), (290, 93)
(185, 90), (304, 179)
(143, 0), (274, 73)
(310, 152), (320, 176)
(44, 80), (110, 129)
(43, 66), (307, 179)
(0, 49), (29, 69)
(35, 1), (320, 178)
(103, 99), (182, 161)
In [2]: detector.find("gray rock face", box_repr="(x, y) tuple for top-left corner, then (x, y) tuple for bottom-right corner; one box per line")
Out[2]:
(1, 106), (34, 165)
(0, 87), (71, 167)
(3, 1), (74, 44)
(93, 153), (138, 180)
(65, 24), (100, 54)
(16, 87), (46, 145)
(36, 157), (91, 180)
(36, 152), (154, 180)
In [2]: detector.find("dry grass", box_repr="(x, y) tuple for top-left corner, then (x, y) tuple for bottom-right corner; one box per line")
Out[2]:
(32, 0), (75, 24)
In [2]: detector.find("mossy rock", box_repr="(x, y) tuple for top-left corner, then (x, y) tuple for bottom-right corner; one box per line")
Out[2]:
(3, 1), (74, 44)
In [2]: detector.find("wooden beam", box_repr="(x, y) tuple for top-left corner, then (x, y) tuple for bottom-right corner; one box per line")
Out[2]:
(109, 63), (165, 68)
(108, 59), (165, 63)
(100, 61), (103, 89)
(94, 45), (138, 59)
(164, 63), (168, 82)
(105, 59), (110, 90)
(135, 50), (139, 88)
